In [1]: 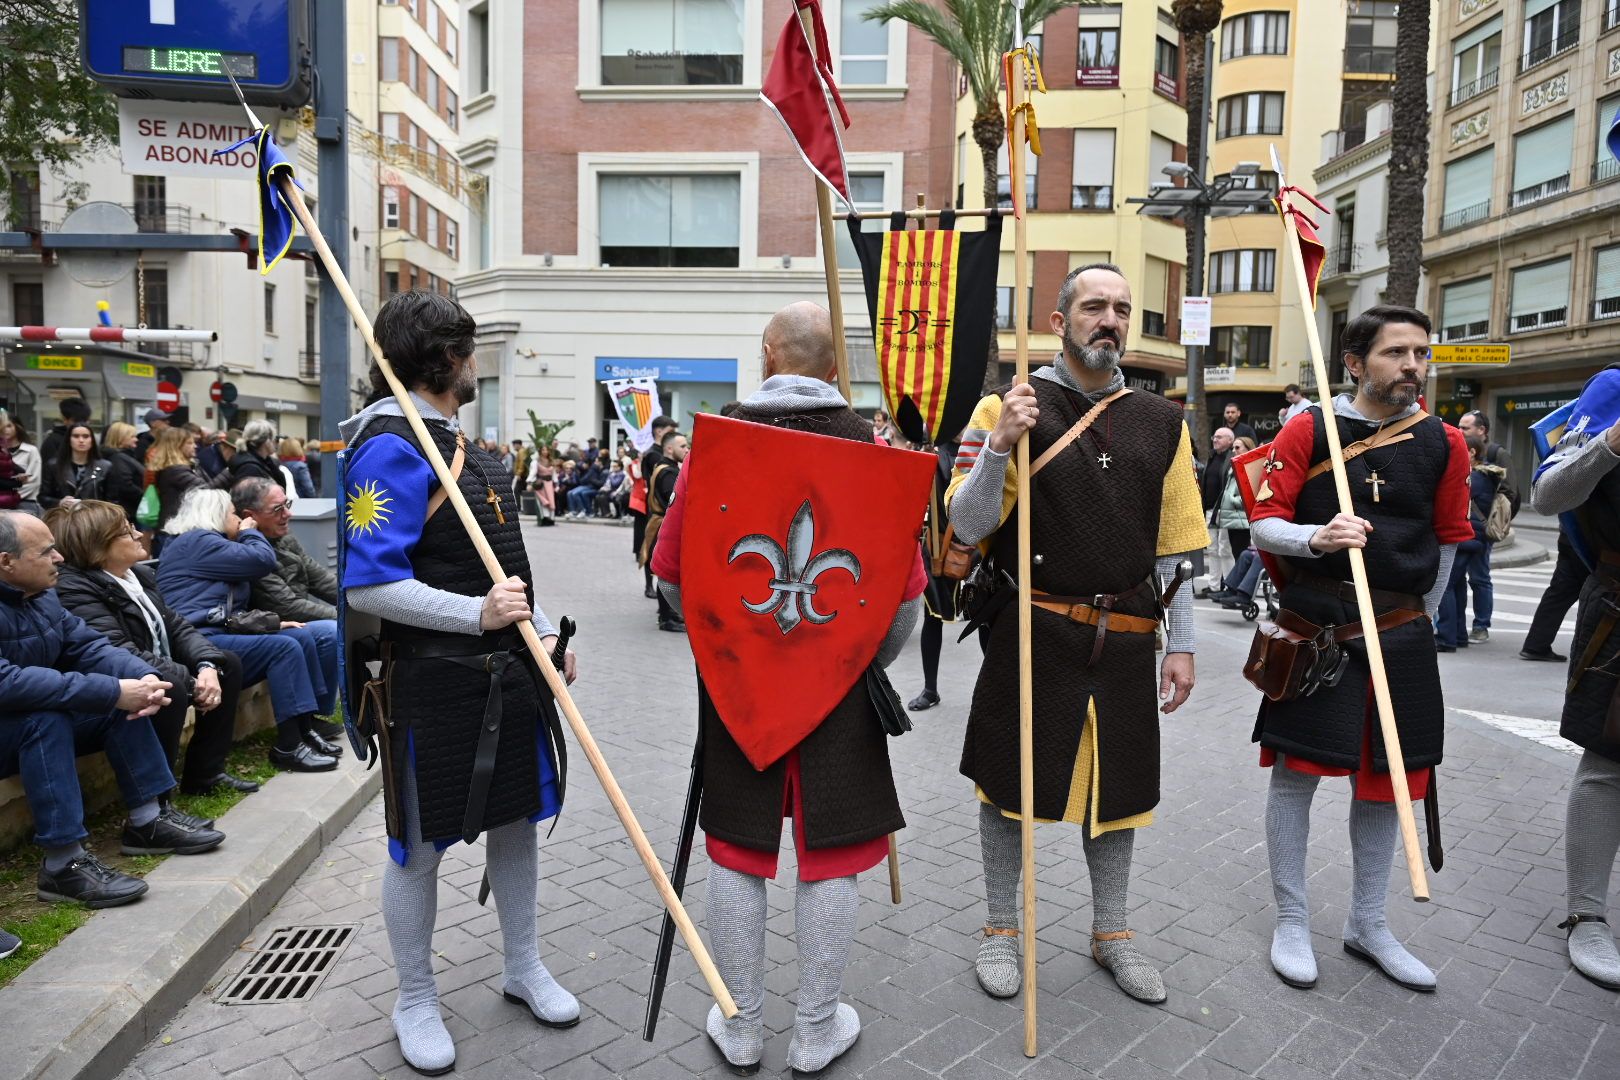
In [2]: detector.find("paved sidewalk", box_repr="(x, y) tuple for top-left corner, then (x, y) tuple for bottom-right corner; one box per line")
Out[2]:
(119, 522), (1618, 1080)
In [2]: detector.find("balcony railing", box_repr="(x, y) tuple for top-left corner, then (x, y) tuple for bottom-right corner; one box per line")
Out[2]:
(1520, 26), (1580, 73)
(298, 350), (320, 379)
(1510, 174), (1571, 208)
(1440, 320), (1490, 342)
(1511, 306), (1568, 332)
(125, 204), (194, 233)
(1344, 45), (1397, 74)
(1323, 127), (1368, 160)
(1449, 67), (1499, 106)
(1595, 295), (1620, 321)
(1598, 156), (1620, 183)
(1325, 242), (1360, 276)
(1440, 200), (1490, 232)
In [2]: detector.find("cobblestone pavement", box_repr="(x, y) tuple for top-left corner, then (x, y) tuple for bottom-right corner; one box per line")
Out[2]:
(120, 520), (1617, 1080)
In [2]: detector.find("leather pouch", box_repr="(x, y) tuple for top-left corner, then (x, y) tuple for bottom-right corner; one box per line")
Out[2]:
(866, 666), (913, 737)
(929, 523), (977, 581)
(1243, 620), (1316, 703)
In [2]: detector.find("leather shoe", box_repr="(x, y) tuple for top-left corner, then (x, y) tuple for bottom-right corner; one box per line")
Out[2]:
(303, 730), (344, 757)
(644, 583), (657, 599)
(160, 796), (213, 830)
(1520, 648), (1567, 662)
(270, 743), (339, 772)
(659, 619), (687, 633)
(1218, 594), (1250, 609)
(37, 852), (148, 908)
(121, 807), (226, 856)
(180, 773), (260, 796)
(308, 718), (345, 742)
(1206, 589), (1236, 602)
(907, 689), (941, 711)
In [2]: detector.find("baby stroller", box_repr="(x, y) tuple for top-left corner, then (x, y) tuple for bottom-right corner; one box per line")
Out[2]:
(1241, 563), (1281, 623)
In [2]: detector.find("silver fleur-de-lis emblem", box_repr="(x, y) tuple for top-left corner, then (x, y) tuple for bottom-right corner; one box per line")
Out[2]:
(728, 499), (861, 635)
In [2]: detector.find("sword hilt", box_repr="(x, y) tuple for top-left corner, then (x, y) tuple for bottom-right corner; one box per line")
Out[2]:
(550, 616), (575, 671)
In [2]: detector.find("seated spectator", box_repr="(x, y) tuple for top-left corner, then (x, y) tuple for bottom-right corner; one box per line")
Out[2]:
(48, 500), (256, 797)
(595, 457), (628, 518)
(0, 510), (223, 908)
(155, 489), (341, 771)
(0, 413), (42, 516)
(566, 453), (606, 519)
(101, 421), (147, 525)
(40, 422), (111, 511)
(149, 426), (230, 545)
(278, 437), (317, 499)
(1207, 546), (1266, 610)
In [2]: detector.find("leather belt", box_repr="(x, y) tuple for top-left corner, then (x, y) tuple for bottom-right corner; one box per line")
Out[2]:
(1273, 606), (1426, 644)
(1290, 571), (1424, 615)
(1031, 588), (1159, 669)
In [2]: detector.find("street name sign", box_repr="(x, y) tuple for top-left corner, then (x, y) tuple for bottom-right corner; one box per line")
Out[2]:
(1430, 343), (1511, 365)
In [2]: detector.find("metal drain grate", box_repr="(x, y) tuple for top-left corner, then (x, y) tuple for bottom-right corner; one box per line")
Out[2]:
(217, 925), (356, 1005)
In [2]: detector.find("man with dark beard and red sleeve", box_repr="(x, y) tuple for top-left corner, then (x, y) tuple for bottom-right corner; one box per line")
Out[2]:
(1244, 305), (1472, 994)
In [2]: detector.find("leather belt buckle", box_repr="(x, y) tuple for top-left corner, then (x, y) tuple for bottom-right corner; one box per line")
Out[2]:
(486, 651), (510, 674)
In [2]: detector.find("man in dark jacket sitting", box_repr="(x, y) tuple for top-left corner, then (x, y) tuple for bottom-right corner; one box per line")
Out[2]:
(231, 477), (337, 622)
(0, 510), (224, 909)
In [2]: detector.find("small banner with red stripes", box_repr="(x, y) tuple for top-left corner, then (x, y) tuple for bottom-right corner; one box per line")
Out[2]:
(846, 211), (1002, 447)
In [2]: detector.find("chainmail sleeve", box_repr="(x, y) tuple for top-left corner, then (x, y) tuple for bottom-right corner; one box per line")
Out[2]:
(875, 596), (921, 668)
(348, 579), (557, 640)
(1533, 429), (1620, 516)
(948, 447), (1012, 546)
(1155, 554), (1196, 653)
(1423, 545), (1456, 623)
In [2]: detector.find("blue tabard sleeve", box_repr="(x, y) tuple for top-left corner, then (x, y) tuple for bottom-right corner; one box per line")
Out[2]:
(341, 433), (434, 588)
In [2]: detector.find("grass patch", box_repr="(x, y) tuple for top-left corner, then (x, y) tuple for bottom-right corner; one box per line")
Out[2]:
(0, 724), (292, 989)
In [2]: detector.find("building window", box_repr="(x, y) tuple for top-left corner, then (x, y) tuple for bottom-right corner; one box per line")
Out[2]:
(446, 89), (458, 129)
(381, 113), (401, 141)
(1216, 92), (1284, 138)
(995, 286), (1034, 331)
(469, 4), (490, 95)
(600, 0), (745, 86)
(446, 216), (459, 259)
(1521, 0), (1580, 72)
(1449, 16), (1501, 107)
(1595, 245), (1620, 321)
(1148, 134), (1175, 185)
(1221, 11), (1289, 59)
(380, 37), (399, 82)
(302, 298), (319, 379)
(1511, 114), (1573, 208)
(996, 142), (1038, 211)
(1440, 277), (1492, 341)
(1607, 0), (1620, 31)
(132, 175), (167, 232)
(1345, 0), (1397, 74)
(384, 269), (400, 296)
(1076, 5), (1121, 88)
(426, 205), (439, 248)
(139, 269), (169, 352)
(1208, 326), (1271, 368)
(1071, 129), (1115, 210)
(11, 282), (43, 326)
(1209, 249), (1276, 293)
(1598, 94), (1620, 184)
(264, 283), (276, 334)
(383, 186), (401, 229)
(1510, 258), (1571, 332)
(445, 22), (458, 63)
(956, 133), (968, 207)
(407, 194), (418, 235)
(839, 0), (888, 85)
(426, 68), (439, 112)
(1331, 198), (1357, 273)
(1141, 257), (1170, 338)
(598, 173), (741, 267)
(1441, 148), (1492, 231)
(835, 172), (886, 270)
(1153, 20), (1179, 98)
(7, 167), (40, 230)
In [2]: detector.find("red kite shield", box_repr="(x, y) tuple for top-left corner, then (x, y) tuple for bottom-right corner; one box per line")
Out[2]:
(680, 413), (935, 772)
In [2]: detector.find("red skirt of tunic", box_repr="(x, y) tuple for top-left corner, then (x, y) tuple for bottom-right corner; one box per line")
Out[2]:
(1260, 688), (1431, 802)
(705, 750), (890, 881)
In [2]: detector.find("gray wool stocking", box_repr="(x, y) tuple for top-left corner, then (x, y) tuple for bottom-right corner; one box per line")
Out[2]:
(975, 802), (1023, 997)
(1344, 788), (1436, 990)
(1564, 750), (1620, 989)
(787, 875), (862, 1073)
(705, 864), (767, 1068)
(1265, 765), (1320, 988)
(1083, 828), (1164, 1003)
(381, 766), (455, 1074)
(484, 818), (580, 1026)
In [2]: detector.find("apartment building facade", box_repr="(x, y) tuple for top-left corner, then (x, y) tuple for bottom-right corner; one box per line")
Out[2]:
(1424, 0), (1620, 483)
(452, 0), (957, 446)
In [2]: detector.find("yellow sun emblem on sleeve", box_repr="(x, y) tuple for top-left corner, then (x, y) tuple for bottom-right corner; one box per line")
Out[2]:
(345, 479), (394, 538)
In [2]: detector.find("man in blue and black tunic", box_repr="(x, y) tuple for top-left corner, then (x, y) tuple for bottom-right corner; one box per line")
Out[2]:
(338, 291), (578, 1076)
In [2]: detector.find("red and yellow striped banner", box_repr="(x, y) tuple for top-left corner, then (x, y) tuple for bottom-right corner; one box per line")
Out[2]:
(875, 228), (962, 440)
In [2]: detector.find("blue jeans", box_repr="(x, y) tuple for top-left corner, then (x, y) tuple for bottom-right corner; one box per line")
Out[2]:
(296, 619), (339, 716)
(0, 709), (175, 848)
(1469, 541), (1494, 630)
(1437, 541), (1485, 647)
(566, 486), (599, 514)
(1223, 548), (1264, 597)
(200, 628), (322, 724)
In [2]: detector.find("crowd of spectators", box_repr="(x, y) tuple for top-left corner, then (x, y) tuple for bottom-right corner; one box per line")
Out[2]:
(0, 395), (347, 916)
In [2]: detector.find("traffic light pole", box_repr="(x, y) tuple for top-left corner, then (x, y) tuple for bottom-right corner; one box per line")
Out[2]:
(314, 0), (350, 495)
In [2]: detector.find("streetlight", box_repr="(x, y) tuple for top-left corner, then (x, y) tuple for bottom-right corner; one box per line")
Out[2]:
(1126, 161), (1273, 456)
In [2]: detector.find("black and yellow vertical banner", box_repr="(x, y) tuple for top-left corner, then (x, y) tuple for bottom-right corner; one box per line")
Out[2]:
(847, 210), (1002, 447)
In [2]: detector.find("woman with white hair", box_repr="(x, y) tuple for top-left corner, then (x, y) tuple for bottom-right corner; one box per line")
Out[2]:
(227, 420), (285, 486)
(154, 488), (340, 772)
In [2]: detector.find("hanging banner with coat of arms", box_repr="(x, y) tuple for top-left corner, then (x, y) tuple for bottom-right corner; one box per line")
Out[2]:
(604, 377), (661, 452)
(846, 210), (1003, 447)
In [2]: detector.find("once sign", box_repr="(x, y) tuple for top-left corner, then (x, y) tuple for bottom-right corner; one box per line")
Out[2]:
(116, 100), (266, 179)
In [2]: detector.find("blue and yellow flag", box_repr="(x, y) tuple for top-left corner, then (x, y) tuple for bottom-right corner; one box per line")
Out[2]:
(214, 126), (301, 274)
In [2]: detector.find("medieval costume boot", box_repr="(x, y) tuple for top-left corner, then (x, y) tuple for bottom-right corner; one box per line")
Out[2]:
(383, 769), (455, 1076)
(486, 818), (581, 1026)
(1085, 828), (1165, 1003)
(1343, 790), (1436, 991)
(1562, 750), (1620, 990)
(1266, 766), (1320, 988)
(786, 874), (862, 1074)
(704, 864), (767, 1074)
(975, 802), (1022, 998)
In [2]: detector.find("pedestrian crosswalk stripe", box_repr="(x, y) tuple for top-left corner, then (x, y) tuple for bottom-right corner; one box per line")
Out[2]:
(1450, 707), (1578, 755)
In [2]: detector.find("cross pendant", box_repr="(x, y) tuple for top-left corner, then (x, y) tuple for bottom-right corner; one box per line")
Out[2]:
(486, 486), (506, 524)
(1365, 471), (1385, 504)
(1098, 452), (1112, 469)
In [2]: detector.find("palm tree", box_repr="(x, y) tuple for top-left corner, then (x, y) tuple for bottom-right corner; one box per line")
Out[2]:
(865, 1), (1087, 389)
(1171, 0), (1222, 460)
(1383, 0), (1430, 307)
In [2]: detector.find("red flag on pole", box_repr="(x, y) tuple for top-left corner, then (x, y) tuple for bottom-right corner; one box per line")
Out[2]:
(761, 0), (852, 204)
(1274, 185), (1331, 309)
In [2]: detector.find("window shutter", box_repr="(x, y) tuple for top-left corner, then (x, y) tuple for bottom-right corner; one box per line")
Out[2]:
(1454, 15), (1502, 54)
(1596, 247), (1620, 301)
(1071, 129), (1116, 187)
(1143, 257), (1168, 312)
(1443, 149), (1493, 214)
(1523, 0), (1560, 17)
(1443, 277), (1491, 327)
(1512, 116), (1574, 191)
(1510, 259), (1571, 318)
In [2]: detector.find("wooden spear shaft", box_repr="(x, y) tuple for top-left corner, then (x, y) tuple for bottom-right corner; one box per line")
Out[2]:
(1275, 184), (1429, 903)
(1009, 50), (1039, 1061)
(799, 5), (854, 403)
(277, 175), (741, 1015)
